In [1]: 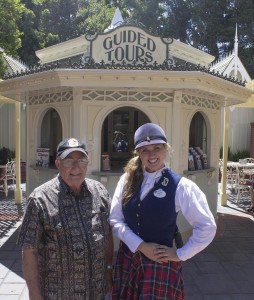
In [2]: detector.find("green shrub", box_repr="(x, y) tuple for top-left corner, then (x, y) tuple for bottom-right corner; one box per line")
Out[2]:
(220, 147), (250, 162)
(10, 150), (15, 159)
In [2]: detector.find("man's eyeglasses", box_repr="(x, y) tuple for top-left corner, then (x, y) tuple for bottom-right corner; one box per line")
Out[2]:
(60, 158), (88, 168)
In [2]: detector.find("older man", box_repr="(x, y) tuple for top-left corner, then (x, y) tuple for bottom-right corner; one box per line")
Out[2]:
(18, 138), (113, 300)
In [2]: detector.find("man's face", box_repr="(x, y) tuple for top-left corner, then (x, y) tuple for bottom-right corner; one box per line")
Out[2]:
(55, 151), (88, 192)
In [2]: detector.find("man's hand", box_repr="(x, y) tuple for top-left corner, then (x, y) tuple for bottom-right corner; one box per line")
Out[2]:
(22, 247), (43, 300)
(105, 229), (114, 294)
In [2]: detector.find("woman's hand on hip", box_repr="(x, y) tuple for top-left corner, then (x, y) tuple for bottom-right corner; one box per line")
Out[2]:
(153, 245), (181, 262)
(137, 242), (180, 262)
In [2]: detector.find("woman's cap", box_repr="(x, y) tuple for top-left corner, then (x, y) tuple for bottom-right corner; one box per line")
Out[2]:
(56, 138), (88, 159)
(134, 123), (167, 149)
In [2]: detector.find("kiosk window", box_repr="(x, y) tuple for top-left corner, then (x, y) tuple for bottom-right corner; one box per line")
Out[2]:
(41, 108), (62, 166)
(102, 107), (149, 171)
(112, 110), (129, 153)
(188, 112), (208, 170)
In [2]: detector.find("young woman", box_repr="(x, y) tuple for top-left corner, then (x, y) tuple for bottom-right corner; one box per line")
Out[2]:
(109, 123), (217, 299)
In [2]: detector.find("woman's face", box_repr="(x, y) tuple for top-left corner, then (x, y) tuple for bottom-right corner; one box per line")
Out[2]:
(138, 143), (167, 173)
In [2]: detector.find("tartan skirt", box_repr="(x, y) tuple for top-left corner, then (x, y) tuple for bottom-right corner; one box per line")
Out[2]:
(112, 242), (185, 300)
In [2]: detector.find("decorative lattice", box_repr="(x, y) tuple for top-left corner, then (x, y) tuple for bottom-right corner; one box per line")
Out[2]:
(27, 88), (221, 109)
(82, 90), (174, 102)
(4, 60), (245, 86)
(182, 93), (221, 110)
(28, 89), (73, 105)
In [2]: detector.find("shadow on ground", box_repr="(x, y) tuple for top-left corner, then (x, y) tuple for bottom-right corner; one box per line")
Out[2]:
(0, 185), (26, 240)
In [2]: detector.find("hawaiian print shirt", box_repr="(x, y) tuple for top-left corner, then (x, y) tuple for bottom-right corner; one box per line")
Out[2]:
(17, 175), (111, 300)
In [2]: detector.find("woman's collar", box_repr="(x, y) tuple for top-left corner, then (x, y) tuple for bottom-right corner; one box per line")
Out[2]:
(143, 166), (166, 179)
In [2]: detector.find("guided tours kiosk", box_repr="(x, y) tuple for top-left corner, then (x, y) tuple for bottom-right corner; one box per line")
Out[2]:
(0, 15), (252, 239)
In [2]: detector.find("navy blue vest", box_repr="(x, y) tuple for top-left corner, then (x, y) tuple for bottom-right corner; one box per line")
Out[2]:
(123, 169), (181, 247)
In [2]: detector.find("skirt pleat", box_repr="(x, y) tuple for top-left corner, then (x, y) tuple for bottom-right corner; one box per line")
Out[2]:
(112, 242), (185, 300)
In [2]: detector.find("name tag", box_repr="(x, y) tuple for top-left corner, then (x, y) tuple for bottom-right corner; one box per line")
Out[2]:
(153, 188), (166, 198)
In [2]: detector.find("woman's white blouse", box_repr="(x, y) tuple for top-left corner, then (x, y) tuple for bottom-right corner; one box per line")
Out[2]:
(109, 168), (217, 261)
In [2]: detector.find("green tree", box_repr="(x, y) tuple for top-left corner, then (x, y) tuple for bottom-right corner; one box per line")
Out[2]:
(174, 0), (254, 77)
(123, 0), (166, 33)
(185, 0), (229, 56)
(8, 0), (254, 78)
(18, 0), (44, 67)
(17, 0), (115, 65)
(36, 0), (114, 47)
(0, 0), (25, 76)
(39, 0), (81, 46)
(159, 0), (191, 41)
(75, 1), (115, 35)
(225, 0), (254, 77)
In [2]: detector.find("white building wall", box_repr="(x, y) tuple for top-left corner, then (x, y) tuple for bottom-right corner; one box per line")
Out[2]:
(221, 107), (254, 154)
(0, 103), (26, 161)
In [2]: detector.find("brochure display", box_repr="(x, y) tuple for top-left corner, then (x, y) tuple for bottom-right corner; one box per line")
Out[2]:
(36, 148), (50, 168)
(188, 147), (208, 171)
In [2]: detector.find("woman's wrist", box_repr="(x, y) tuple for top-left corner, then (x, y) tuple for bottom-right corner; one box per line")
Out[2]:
(136, 241), (146, 252)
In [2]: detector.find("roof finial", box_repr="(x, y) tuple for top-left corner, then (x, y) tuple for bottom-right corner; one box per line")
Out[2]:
(234, 23), (238, 57)
(104, 6), (124, 32)
(233, 24), (238, 79)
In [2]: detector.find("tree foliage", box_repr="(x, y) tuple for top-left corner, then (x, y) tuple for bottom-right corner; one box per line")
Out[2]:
(186, 0), (229, 56)
(75, 1), (115, 35)
(226, 0), (254, 78)
(0, 0), (25, 55)
(17, 0), (43, 66)
(1, 0), (254, 77)
(122, 0), (165, 32)
(159, 0), (191, 41)
(0, 0), (25, 76)
(17, 0), (115, 66)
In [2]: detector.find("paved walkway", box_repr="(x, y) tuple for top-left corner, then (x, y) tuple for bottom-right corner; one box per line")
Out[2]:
(0, 184), (27, 299)
(0, 185), (254, 299)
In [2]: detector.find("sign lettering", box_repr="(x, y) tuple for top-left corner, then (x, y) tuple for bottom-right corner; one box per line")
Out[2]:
(101, 30), (156, 63)
(87, 26), (172, 65)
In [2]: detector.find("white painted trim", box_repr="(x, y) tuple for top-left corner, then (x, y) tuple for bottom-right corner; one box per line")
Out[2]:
(0, 69), (251, 106)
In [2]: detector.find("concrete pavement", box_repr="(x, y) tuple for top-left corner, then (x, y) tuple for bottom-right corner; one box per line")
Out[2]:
(183, 205), (254, 299)
(0, 184), (28, 300)
(0, 223), (28, 300)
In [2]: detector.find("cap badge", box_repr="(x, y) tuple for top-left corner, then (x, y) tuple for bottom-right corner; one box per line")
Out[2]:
(69, 138), (79, 147)
(146, 136), (151, 142)
(153, 188), (166, 198)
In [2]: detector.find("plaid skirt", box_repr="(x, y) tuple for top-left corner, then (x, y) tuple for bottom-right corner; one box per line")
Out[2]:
(112, 242), (185, 300)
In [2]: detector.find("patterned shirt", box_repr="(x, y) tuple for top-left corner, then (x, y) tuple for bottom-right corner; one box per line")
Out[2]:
(17, 175), (111, 300)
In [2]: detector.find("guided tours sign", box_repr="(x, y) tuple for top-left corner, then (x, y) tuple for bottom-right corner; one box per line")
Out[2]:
(85, 25), (174, 65)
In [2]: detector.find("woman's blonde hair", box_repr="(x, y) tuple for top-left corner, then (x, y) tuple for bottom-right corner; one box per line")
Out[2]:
(121, 143), (171, 204)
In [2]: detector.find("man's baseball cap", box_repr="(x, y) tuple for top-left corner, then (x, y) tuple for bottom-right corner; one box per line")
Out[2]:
(134, 123), (167, 149)
(56, 138), (88, 159)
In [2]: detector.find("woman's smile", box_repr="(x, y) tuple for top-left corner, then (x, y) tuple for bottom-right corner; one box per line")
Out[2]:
(138, 144), (167, 172)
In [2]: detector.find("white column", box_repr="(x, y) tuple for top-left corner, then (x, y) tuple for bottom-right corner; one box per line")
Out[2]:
(219, 105), (229, 206)
(171, 90), (183, 172)
(14, 101), (22, 203)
